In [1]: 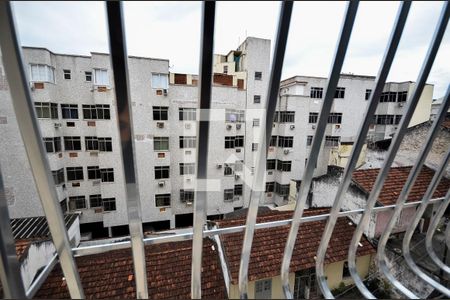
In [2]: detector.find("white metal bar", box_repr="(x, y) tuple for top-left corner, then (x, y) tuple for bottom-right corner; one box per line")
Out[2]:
(105, 2), (148, 298)
(281, 2), (359, 298)
(347, 2), (449, 298)
(315, 2), (411, 298)
(191, 2), (215, 298)
(238, 2), (293, 298)
(0, 2), (85, 298)
(376, 84), (450, 296)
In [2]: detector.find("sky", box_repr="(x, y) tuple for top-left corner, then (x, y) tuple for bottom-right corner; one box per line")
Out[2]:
(12, 1), (449, 99)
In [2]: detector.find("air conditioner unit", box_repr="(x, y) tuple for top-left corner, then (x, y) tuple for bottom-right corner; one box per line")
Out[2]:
(185, 123), (191, 129)
(158, 181), (165, 187)
(226, 124), (232, 130)
(29, 82), (35, 91)
(398, 102), (404, 107)
(284, 149), (290, 155)
(268, 171), (273, 175)
(312, 125), (316, 129)
(267, 192), (273, 197)
(234, 196), (239, 201)
(92, 180), (101, 186)
(290, 125), (295, 130)
(157, 122), (164, 128)
(216, 164), (222, 169)
(54, 123), (62, 128)
(163, 89), (168, 96)
(185, 150), (192, 155)
(186, 177), (191, 182)
(236, 148), (241, 153)
(236, 124), (242, 130)
(335, 124), (341, 129)
(269, 146), (274, 152)
(186, 201), (193, 206)
(235, 174), (240, 180)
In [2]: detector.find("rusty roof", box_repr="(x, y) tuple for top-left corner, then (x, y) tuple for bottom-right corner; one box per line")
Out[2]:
(352, 165), (450, 206)
(215, 208), (375, 284)
(35, 238), (226, 299)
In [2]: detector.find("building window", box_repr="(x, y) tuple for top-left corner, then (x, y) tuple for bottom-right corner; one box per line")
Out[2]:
(94, 69), (109, 86)
(397, 91), (407, 102)
(253, 118), (260, 127)
(274, 112), (279, 122)
(153, 106), (169, 121)
(252, 143), (258, 152)
(334, 87), (345, 98)
(225, 136), (235, 149)
(395, 115), (402, 125)
(69, 196), (86, 210)
(224, 164), (234, 176)
(52, 168), (65, 185)
(180, 163), (195, 175)
(225, 109), (245, 123)
(63, 69), (71, 80)
(180, 189), (194, 203)
(265, 182), (275, 193)
(103, 198), (116, 211)
(266, 159), (276, 170)
(278, 136), (293, 148)
(151, 73), (169, 89)
(179, 136), (196, 148)
(223, 65), (228, 74)
(85, 71), (92, 82)
(87, 166), (101, 180)
(64, 136), (81, 151)
(85, 136), (99, 151)
(309, 112), (319, 124)
(278, 111), (295, 123)
(43, 137), (61, 153)
(155, 194), (171, 207)
(380, 91), (397, 102)
(307, 135), (313, 146)
(275, 182), (290, 196)
(343, 261), (351, 278)
(179, 107), (197, 121)
(325, 136), (340, 147)
(61, 104), (78, 119)
(66, 167), (84, 181)
(30, 64), (54, 83)
(254, 95), (261, 103)
(255, 279), (272, 299)
(101, 168), (114, 182)
(327, 113), (342, 124)
(234, 184), (243, 196)
(82, 104), (110, 120)
(235, 135), (244, 148)
(373, 114), (399, 125)
(98, 137), (113, 152)
(224, 189), (234, 201)
(154, 137), (169, 151)
(60, 199), (68, 214)
(365, 89), (372, 100)
(310, 87), (323, 99)
(89, 194), (102, 208)
(35, 102), (58, 119)
(254, 71), (262, 80)
(155, 166), (170, 179)
(269, 136), (277, 147)
(277, 160), (292, 172)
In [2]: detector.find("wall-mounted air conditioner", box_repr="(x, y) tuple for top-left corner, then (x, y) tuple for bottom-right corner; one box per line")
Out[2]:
(92, 180), (101, 186)
(54, 123), (62, 128)
(185, 123), (191, 129)
(284, 149), (290, 155)
(158, 181), (165, 187)
(290, 125), (295, 130)
(398, 102), (404, 107)
(163, 89), (168, 96)
(157, 122), (164, 128)
(268, 171), (273, 175)
(234, 196), (239, 201)
(226, 124), (232, 130)
(312, 125), (316, 129)
(216, 164), (222, 169)
(236, 124), (242, 130)
(267, 192), (273, 197)
(236, 148), (241, 153)
(235, 174), (240, 180)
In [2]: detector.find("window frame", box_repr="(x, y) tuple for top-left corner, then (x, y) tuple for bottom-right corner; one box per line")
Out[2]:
(155, 194), (171, 207)
(64, 136), (82, 151)
(66, 167), (84, 181)
(155, 166), (170, 179)
(151, 73), (169, 89)
(102, 198), (116, 212)
(153, 106), (169, 121)
(61, 104), (79, 119)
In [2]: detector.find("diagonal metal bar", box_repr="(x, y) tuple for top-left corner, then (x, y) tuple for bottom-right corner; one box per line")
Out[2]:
(191, 2), (215, 299)
(25, 254), (58, 298)
(377, 84), (450, 297)
(400, 148), (450, 296)
(425, 188), (450, 275)
(315, 2), (411, 298)
(238, 2), (293, 298)
(280, 2), (359, 298)
(0, 164), (26, 299)
(347, 2), (449, 298)
(0, 2), (84, 298)
(105, 2), (148, 298)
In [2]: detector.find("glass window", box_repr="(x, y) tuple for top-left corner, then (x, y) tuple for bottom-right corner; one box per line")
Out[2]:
(269, 136), (277, 147)
(325, 136), (340, 147)
(179, 107), (196, 121)
(397, 91), (407, 102)
(69, 196), (86, 210)
(179, 136), (196, 148)
(153, 106), (169, 120)
(276, 160), (292, 172)
(35, 102), (58, 119)
(63, 69), (71, 80)
(180, 189), (194, 203)
(224, 189), (234, 201)
(254, 72), (262, 80)
(89, 194), (102, 208)
(252, 143), (258, 152)
(152, 73), (169, 89)
(334, 87), (345, 98)
(85, 71), (92, 82)
(234, 185), (243, 196)
(82, 104), (110, 120)
(365, 89), (372, 100)
(98, 137), (112, 152)
(253, 118), (260, 127)
(94, 69), (109, 86)
(180, 163), (195, 175)
(103, 198), (116, 211)
(266, 159), (276, 170)
(225, 136), (235, 149)
(275, 182), (289, 196)
(254, 95), (261, 103)
(154, 137), (169, 151)
(52, 168), (65, 185)
(66, 167), (84, 181)
(224, 164), (234, 176)
(61, 104), (78, 119)
(155, 166), (170, 179)
(64, 136), (81, 151)
(327, 113), (342, 124)
(235, 136), (244, 148)
(155, 194), (171, 207)
(87, 166), (101, 180)
(255, 279), (272, 299)
(101, 168), (114, 182)
(265, 182), (275, 193)
(278, 136), (293, 148)
(30, 64), (54, 83)
(307, 135), (313, 146)
(310, 87), (323, 99)
(309, 112), (318, 124)
(85, 136), (99, 151)
(279, 111), (295, 123)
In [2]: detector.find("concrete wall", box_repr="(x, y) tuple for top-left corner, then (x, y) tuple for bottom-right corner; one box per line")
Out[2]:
(228, 274), (295, 299)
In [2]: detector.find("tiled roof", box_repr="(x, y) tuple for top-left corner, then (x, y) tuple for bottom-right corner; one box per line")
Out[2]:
(215, 208), (375, 284)
(35, 238), (226, 299)
(442, 119), (450, 130)
(0, 240), (32, 298)
(352, 166), (450, 206)
(10, 214), (78, 240)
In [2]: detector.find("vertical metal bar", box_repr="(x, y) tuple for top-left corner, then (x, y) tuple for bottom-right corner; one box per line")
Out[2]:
(0, 164), (26, 299)
(376, 85), (450, 297)
(238, 2), (293, 299)
(401, 148), (450, 296)
(347, 2), (449, 298)
(446, 218), (450, 250)
(105, 2), (148, 298)
(191, 2), (215, 299)
(0, 2), (85, 298)
(425, 188), (450, 275)
(281, 2), (359, 298)
(315, 2), (411, 298)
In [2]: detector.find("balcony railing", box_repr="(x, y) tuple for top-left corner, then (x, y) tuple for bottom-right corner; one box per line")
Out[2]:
(0, 1), (449, 299)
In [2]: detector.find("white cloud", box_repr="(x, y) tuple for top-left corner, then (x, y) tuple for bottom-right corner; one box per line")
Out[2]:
(11, 1), (449, 98)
